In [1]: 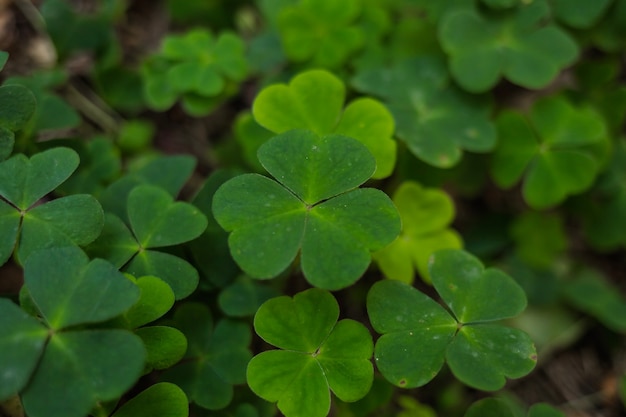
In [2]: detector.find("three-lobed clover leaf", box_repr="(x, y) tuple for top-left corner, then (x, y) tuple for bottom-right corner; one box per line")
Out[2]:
(0, 147), (104, 265)
(368, 249), (536, 391)
(161, 302), (252, 410)
(490, 95), (609, 209)
(276, 0), (365, 69)
(438, 0), (579, 92)
(252, 69), (397, 178)
(142, 28), (247, 116)
(247, 288), (374, 417)
(352, 56), (496, 168)
(0, 246), (145, 417)
(213, 129), (401, 290)
(89, 184), (208, 299)
(0, 72), (36, 160)
(374, 181), (463, 284)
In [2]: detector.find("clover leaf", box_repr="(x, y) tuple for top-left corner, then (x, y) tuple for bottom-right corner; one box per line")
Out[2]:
(0, 147), (104, 265)
(0, 246), (145, 417)
(247, 288), (373, 417)
(110, 383), (188, 417)
(213, 129), (401, 290)
(5, 70), (81, 132)
(276, 0), (365, 69)
(0, 82), (36, 160)
(490, 95), (608, 209)
(90, 184), (207, 299)
(438, 0), (578, 92)
(465, 398), (564, 417)
(510, 211), (567, 269)
(161, 302), (252, 410)
(550, 0), (612, 29)
(252, 69), (397, 178)
(99, 154), (196, 222)
(374, 181), (463, 284)
(368, 249), (536, 391)
(142, 28), (247, 116)
(352, 57), (496, 168)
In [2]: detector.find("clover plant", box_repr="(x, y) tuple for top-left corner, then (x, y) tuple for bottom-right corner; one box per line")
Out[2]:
(2, 1), (625, 417)
(491, 95), (609, 209)
(438, 0), (578, 92)
(368, 250), (536, 391)
(213, 129), (400, 289)
(352, 56), (496, 168)
(142, 28), (247, 116)
(247, 288), (373, 417)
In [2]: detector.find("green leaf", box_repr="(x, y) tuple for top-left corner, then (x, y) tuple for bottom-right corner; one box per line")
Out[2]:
(367, 251), (536, 391)
(563, 268), (626, 333)
(352, 57), (496, 168)
(253, 70), (396, 178)
(430, 249), (528, 323)
(446, 325), (537, 391)
(21, 330), (145, 417)
(0, 199), (20, 265)
(23, 246), (140, 330)
(0, 127), (14, 161)
(136, 326), (187, 371)
(0, 51), (7, 70)
(111, 383), (189, 417)
(276, 0), (365, 68)
(465, 398), (515, 417)
(438, 2), (578, 92)
(510, 211), (567, 269)
(248, 289), (373, 417)
(99, 154), (196, 221)
(491, 96), (607, 209)
(550, 0), (612, 28)
(0, 85), (36, 131)
(86, 213), (140, 268)
(213, 130), (400, 290)
(188, 170), (241, 288)
(218, 276), (279, 317)
(127, 184), (208, 248)
(528, 403), (565, 417)
(0, 147), (79, 210)
(367, 280), (457, 388)
(125, 250), (199, 300)
(18, 194), (104, 262)
(162, 303), (252, 410)
(0, 299), (48, 401)
(123, 275), (176, 328)
(374, 181), (462, 283)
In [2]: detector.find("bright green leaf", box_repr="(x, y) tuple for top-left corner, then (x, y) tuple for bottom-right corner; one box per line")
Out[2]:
(253, 70), (396, 178)
(111, 383), (188, 417)
(123, 275), (176, 328)
(23, 246), (140, 330)
(374, 181), (462, 283)
(136, 326), (188, 371)
(85, 213), (140, 268)
(248, 289), (373, 417)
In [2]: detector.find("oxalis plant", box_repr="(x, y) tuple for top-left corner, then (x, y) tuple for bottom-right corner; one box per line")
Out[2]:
(2, 1), (626, 417)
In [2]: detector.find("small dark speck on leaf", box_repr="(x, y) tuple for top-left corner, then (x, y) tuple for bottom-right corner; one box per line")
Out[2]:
(398, 379), (407, 387)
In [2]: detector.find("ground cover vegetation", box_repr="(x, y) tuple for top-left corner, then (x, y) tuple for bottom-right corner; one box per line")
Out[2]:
(0, 0), (625, 416)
